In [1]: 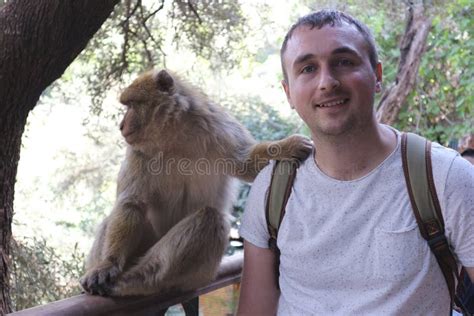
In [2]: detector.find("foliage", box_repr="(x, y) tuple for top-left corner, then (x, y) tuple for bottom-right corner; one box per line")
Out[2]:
(50, 119), (123, 236)
(9, 236), (85, 311)
(222, 95), (306, 142)
(393, 2), (473, 144)
(77, 0), (248, 114)
(170, 1), (247, 70)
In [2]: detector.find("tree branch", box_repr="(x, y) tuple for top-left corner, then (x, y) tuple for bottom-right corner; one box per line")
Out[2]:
(0, 0), (120, 114)
(144, 0), (165, 22)
(0, 1), (120, 312)
(376, 2), (432, 124)
(119, 0), (134, 76)
(187, 1), (202, 24)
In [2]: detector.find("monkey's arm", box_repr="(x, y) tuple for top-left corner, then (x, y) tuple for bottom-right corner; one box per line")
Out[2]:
(81, 198), (150, 296)
(235, 134), (312, 182)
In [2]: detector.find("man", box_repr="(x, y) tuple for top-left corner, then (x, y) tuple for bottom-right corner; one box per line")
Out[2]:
(237, 10), (474, 315)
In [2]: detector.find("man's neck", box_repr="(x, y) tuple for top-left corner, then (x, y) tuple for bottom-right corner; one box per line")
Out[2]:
(312, 124), (397, 181)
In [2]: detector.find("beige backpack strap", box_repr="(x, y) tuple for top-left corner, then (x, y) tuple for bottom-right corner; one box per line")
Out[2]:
(401, 132), (444, 234)
(401, 132), (467, 314)
(265, 159), (299, 287)
(266, 160), (299, 243)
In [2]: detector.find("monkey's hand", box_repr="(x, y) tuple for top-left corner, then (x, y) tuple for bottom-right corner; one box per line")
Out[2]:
(80, 261), (122, 296)
(270, 134), (312, 161)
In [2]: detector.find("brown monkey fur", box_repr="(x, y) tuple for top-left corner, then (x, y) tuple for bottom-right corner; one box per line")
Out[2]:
(80, 69), (312, 296)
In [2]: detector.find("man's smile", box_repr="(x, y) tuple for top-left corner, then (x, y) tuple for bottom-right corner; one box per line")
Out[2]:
(314, 98), (349, 108)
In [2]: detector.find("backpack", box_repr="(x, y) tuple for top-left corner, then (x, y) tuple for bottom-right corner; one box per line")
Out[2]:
(265, 132), (473, 315)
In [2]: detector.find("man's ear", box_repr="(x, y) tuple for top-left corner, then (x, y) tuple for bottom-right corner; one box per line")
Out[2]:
(281, 80), (294, 109)
(375, 62), (383, 93)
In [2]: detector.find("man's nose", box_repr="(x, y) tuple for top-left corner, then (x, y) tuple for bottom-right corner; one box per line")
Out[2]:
(318, 67), (340, 91)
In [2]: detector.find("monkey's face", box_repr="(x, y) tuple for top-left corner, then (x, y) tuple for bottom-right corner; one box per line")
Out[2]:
(119, 70), (176, 147)
(119, 104), (148, 145)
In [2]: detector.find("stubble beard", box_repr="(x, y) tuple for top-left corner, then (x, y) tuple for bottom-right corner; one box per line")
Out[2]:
(312, 113), (357, 140)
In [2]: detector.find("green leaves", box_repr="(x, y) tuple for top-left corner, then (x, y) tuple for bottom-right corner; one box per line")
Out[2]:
(388, 1), (473, 144)
(74, 0), (248, 111)
(10, 237), (85, 310)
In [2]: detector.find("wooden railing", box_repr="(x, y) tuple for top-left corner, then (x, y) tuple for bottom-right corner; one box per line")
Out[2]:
(8, 252), (243, 316)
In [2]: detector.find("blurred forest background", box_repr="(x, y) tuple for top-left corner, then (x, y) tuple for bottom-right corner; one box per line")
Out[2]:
(6, 0), (472, 311)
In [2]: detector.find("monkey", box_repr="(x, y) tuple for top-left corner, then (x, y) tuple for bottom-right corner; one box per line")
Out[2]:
(80, 69), (312, 297)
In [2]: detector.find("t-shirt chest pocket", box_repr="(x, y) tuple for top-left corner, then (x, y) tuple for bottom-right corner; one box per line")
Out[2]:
(374, 224), (426, 281)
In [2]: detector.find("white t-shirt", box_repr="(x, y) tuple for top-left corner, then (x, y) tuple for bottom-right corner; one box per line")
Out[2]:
(240, 131), (474, 315)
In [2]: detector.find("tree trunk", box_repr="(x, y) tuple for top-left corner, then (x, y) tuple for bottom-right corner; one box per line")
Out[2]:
(0, 1), (120, 313)
(376, 1), (432, 124)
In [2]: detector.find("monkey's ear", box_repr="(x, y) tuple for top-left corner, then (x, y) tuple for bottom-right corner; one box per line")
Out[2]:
(155, 70), (175, 93)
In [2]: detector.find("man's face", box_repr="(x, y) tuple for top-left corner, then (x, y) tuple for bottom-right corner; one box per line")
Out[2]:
(282, 23), (382, 139)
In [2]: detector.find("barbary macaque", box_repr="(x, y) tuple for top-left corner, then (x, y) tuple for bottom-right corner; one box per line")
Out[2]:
(80, 69), (312, 296)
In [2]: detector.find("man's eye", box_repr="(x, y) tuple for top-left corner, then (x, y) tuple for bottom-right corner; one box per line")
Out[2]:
(336, 59), (354, 67)
(301, 65), (316, 73)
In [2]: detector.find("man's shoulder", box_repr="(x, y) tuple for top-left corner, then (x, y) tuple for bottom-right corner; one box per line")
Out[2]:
(253, 160), (276, 185)
(430, 141), (459, 159)
(428, 141), (473, 199)
(396, 129), (459, 170)
(255, 155), (314, 184)
(430, 141), (459, 171)
(390, 128), (457, 159)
